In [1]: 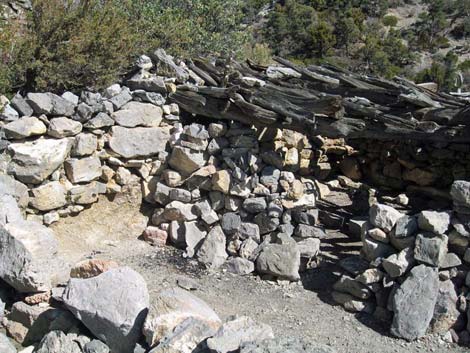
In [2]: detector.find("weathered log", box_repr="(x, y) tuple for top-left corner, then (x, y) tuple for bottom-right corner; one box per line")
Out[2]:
(168, 55), (470, 144)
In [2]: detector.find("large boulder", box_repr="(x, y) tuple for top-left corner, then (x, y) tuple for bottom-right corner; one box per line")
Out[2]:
(143, 287), (221, 348)
(111, 101), (163, 127)
(3, 117), (47, 139)
(62, 267), (149, 353)
(391, 265), (439, 341)
(0, 221), (67, 292)
(108, 126), (170, 158)
(7, 138), (72, 184)
(206, 316), (274, 353)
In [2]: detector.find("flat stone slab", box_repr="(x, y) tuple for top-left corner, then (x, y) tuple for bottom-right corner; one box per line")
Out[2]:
(7, 138), (72, 184)
(391, 264), (439, 341)
(62, 267), (149, 353)
(108, 126), (170, 158)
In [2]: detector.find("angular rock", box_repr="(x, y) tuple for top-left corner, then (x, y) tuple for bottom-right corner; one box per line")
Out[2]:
(35, 331), (82, 353)
(72, 133), (97, 157)
(11, 93), (33, 117)
(451, 180), (470, 209)
(168, 146), (206, 176)
(126, 72), (167, 93)
(65, 157), (102, 183)
(362, 237), (395, 262)
(8, 138), (72, 184)
(0, 221), (67, 292)
(391, 265), (439, 341)
(256, 239), (300, 281)
(4, 117), (47, 139)
(108, 126), (170, 159)
(0, 195), (23, 226)
(212, 170), (231, 194)
(197, 225), (228, 269)
(417, 211), (450, 235)
(149, 317), (217, 353)
(68, 182), (103, 205)
(0, 332), (16, 353)
(48, 117), (82, 138)
(0, 104), (19, 121)
(294, 224), (326, 239)
(84, 340), (110, 353)
(108, 87), (130, 107)
(226, 258), (255, 275)
(238, 223), (260, 243)
(254, 213), (280, 235)
(333, 275), (371, 300)
(414, 233), (448, 267)
(206, 316), (274, 353)
(392, 215), (418, 238)
(151, 49), (189, 83)
(112, 102), (163, 128)
(367, 228), (388, 243)
(430, 279), (459, 334)
(331, 291), (373, 314)
(355, 268), (384, 285)
(84, 113), (114, 129)
(163, 202), (198, 223)
(243, 198), (267, 214)
(26, 93), (75, 116)
(369, 203), (402, 232)
(221, 212), (241, 235)
(182, 221), (206, 257)
(62, 267), (149, 353)
(382, 247), (415, 278)
(70, 259), (119, 279)
(62, 92), (79, 106)
(0, 174), (29, 207)
(30, 181), (67, 211)
(133, 90), (165, 106)
(143, 287), (221, 347)
(296, 238), (321, 259)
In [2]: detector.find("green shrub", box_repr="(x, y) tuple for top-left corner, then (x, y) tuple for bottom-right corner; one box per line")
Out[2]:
(244, 43), (273, 65)
(383, 15), (398, 27)
(125, 0), (250, 59)
(0, 0), (139, 94)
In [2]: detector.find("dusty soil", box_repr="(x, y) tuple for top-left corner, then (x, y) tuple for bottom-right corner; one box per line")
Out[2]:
(48, 194), (467, 353)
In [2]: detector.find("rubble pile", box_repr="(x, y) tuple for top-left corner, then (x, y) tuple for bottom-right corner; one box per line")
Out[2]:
(333, 180), (470, 344)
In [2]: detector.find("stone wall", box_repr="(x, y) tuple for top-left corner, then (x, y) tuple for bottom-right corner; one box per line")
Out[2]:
(0, 48), (469, 350)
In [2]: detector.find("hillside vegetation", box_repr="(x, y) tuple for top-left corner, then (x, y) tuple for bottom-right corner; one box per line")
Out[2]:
(0, 0), (469, 94)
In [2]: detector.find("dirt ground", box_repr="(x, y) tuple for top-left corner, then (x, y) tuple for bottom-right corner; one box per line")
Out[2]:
(47, 194), (467, 353)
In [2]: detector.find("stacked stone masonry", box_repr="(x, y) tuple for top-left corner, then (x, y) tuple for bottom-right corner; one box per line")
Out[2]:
(0, 49), (469, 351)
